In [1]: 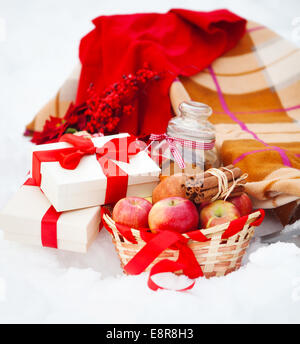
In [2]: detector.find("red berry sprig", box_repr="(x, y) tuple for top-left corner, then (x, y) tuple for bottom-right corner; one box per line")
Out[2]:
(31, 66), (160, 144)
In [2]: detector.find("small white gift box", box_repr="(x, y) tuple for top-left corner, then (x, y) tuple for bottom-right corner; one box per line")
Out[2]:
(0, 181), (101, 253)
(31, 133), (161, 212)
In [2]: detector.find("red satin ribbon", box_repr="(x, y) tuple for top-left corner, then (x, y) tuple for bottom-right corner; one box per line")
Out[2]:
(32, 134), (141, 205)
(123, 229), (204, 291)
(24, 179), (62, 248)
(41, 206), (61, 248)
(24, 178), (36, 186)
(124, 230), (190, 275)
(107, 219), (204, 291)
(147, 259), (196, 292)
(59, 134), (97, 169)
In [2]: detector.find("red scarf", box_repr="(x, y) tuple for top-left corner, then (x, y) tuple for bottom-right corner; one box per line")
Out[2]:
(76, 9), (246, 136)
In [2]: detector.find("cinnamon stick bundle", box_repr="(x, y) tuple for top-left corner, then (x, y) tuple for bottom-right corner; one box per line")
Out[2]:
(185, 165), (246, 203)
(184, 165), (239, 189)
(152, 165), (247, 204)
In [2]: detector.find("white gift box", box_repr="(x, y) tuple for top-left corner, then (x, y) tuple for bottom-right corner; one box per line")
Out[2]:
(0, 183), (101, 253)
(31, 133), (161, 212)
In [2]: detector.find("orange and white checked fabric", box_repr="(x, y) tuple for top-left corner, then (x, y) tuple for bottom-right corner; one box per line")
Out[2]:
(171, 21), (300, 209)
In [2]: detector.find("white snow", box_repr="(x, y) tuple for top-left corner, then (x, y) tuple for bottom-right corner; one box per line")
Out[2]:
(1, 0), (300, 324)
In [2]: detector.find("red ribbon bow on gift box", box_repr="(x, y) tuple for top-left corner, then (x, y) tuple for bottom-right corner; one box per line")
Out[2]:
(32, 134), (142, 205)
(58, 134), (140, 169)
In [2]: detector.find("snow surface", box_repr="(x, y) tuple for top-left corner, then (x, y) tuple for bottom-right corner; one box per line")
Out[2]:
(1, 0), (300, 324)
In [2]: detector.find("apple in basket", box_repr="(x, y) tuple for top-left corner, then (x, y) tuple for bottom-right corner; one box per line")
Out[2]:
(148, 197), (199, 234)
(200, 200), (240, 229)
(112, 197), (152, 229)
(228, 193), (253, 217)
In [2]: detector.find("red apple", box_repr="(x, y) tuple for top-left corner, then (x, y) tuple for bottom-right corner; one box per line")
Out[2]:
(148, 197), (199, 234)
(112, 197), (152, 229)
(228, 193), (253, 217)
(200, 200), (240, 229)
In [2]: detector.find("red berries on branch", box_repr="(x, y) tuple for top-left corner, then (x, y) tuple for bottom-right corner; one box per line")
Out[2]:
(31, 66), (160, 144)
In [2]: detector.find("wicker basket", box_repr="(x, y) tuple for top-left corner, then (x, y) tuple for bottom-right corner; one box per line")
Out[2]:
(102, 209), (264, 279)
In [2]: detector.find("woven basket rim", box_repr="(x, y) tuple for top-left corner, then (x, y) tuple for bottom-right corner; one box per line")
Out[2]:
(103, 210), (262, 242)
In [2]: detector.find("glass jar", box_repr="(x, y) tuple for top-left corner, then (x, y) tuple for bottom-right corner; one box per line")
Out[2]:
(152, 101), (220, 176)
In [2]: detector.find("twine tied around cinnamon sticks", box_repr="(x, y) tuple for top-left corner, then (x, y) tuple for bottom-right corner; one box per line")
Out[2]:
(206, 167), (248, 202)
(184, 165), (247, 204)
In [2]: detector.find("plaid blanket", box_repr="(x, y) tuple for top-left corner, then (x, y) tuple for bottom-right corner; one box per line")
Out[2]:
(27, 21), (300, 209)
(171, 21), (300, 209)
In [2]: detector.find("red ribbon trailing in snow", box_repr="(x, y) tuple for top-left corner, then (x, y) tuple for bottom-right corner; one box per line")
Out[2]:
(32, 134), (142, 205)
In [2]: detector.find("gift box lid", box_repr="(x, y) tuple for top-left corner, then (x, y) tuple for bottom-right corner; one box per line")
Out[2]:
(0, 184), (101, 244)
(30, 133), (161, 211)
(32, 133), (160, 185)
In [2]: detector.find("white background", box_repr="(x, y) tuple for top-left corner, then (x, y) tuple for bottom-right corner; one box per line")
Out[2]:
(0, 0), (300, 324)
